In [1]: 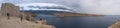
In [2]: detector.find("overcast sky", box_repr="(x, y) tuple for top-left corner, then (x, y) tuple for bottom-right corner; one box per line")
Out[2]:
(0, 0), (120, 15)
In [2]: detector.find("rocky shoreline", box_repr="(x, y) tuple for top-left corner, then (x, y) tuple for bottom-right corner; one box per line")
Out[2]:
(108, 20), (120, 28)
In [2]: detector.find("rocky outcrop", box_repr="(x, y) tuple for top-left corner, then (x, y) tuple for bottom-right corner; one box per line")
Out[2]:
(0, 3), (55, 28)
(108, 20), (120, 28)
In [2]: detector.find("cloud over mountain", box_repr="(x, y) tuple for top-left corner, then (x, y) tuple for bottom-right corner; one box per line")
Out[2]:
(1, 0), (120, 15)
(16, 3), (73, 12)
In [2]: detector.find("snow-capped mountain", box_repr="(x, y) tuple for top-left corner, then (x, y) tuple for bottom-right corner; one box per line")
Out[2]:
(15, 3), (73, 12)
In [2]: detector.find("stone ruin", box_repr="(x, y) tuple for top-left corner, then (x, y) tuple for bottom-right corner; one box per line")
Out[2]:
(0, 3), (36, 22)
(1, 3), (20, 17)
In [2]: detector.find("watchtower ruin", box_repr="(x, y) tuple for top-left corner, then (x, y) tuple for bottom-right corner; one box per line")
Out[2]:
(1, 3), (20, 17)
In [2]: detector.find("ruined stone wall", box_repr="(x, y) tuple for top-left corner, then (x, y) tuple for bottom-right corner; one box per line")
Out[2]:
(24, 12), (36, 22)
(1, 3), (20, 17)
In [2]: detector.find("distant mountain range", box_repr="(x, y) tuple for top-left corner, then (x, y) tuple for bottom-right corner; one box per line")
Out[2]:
(21, 10), (68, 15)
(21, 10), (103, 17)
(16, 3), (73, 12)
(16, 3), (73, 14)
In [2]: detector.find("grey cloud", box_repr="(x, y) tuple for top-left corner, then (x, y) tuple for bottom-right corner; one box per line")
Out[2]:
(1, 0), (120, 15)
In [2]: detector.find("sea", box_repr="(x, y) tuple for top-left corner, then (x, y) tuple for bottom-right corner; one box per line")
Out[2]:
(34, 14), (120, 28)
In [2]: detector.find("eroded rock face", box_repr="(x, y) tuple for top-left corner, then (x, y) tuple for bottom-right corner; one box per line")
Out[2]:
(1, 3), (20, 17)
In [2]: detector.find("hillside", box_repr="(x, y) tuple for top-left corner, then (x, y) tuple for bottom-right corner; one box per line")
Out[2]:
(54, 12), (103, 17)
(0, 16), (55, 28)
(0, 16), (35, 28)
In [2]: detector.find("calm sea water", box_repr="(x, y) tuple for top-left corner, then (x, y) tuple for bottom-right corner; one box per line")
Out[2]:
(35, 14), (120, 28)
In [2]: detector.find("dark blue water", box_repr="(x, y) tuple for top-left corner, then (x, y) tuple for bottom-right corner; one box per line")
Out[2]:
(35, 14), (120, 28)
